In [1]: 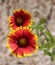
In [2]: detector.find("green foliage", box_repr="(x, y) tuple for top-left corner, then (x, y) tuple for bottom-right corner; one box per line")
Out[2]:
(32, 18), (55, 61)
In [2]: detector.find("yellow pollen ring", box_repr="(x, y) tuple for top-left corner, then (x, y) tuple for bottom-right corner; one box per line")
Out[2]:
(19, 38), (26, 45)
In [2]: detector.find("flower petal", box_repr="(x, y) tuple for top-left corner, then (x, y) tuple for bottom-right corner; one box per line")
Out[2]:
(7, 43), (18, 52)
(13, 48), (24, 57)
(23, 29), (33, 39)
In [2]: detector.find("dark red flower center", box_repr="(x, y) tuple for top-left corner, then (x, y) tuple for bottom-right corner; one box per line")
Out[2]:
(16, 17), (23, 26)
(19, 38), (26, 45)
(16, 38), (28, 48)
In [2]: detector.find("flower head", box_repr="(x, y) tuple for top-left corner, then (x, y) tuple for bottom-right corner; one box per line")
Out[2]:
(7, 27), (38, 58)
(8, 9), (32, 30)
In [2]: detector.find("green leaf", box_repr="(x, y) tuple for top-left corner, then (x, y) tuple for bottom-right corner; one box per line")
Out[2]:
(34, 17), (55, 61)
(32, 18), (46, 30)
(38, 17), (46, 25)
(44, 50), (52, 56)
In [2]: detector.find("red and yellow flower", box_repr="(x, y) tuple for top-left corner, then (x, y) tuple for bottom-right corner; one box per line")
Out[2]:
(7, 27), (38, 58)
(8, 9), (32, 30)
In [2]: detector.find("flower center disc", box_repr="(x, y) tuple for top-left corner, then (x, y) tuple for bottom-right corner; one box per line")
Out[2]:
(17, 18), (22, 25)
(19, 38), (26, 45)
